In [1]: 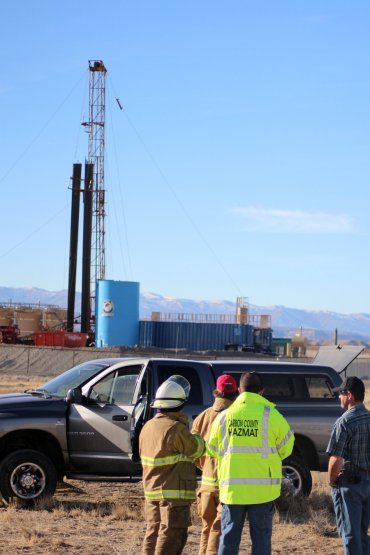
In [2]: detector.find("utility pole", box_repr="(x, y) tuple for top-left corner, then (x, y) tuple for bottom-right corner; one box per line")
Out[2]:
(82, 60), (107, 324)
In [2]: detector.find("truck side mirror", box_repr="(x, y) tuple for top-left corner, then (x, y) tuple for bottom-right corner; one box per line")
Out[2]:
(66, 388), (83, 404)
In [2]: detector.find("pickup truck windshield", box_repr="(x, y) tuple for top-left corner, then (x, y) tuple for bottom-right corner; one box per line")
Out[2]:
(39, 361), (111, 398)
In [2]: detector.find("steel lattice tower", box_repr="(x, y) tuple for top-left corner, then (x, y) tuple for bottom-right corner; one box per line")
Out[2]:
(82, 60), (107, 320)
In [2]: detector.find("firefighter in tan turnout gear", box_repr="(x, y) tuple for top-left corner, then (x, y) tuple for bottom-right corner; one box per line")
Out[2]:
(192, 374), (238, 555)
(139, 375), (205, 555)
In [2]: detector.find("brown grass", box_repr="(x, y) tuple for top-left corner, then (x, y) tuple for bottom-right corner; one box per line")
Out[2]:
(0, 477), (341, 554)
(0, 374), (42, 394)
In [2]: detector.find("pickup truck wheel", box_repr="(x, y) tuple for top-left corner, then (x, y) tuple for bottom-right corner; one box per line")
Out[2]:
(282, 455), (312, 497)
(0, 449), (57, 503)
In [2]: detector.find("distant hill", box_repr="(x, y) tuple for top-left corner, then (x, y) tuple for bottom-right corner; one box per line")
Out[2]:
(1, 286), (369, 343)
(0, 286), (77, 307)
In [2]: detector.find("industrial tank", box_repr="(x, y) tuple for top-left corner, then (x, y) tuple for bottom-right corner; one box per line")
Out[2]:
(95, 280), (140, 347)
(0, 308), (13, 327)
(14, 309), (42, 337)
(43, 308), (67, 330)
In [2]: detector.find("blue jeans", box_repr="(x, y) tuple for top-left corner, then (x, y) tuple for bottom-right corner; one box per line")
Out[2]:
(218, 502), (273, 555)
(332, 474), (370, 555)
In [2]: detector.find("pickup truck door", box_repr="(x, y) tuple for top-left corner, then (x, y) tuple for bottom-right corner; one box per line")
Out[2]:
(130, 360), (215, 462)
(67, 363), (144, 475)
(149, 360), (215, 424)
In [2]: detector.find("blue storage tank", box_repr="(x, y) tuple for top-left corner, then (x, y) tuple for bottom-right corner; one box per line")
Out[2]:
(96, 280), (139, 347)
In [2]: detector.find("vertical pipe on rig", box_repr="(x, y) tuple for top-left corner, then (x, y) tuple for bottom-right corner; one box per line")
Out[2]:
(81, 162), (94, 333)
(67, 163), (82, 332)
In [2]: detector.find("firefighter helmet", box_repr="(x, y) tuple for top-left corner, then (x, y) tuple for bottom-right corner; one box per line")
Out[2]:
(151, 375), (191, 409)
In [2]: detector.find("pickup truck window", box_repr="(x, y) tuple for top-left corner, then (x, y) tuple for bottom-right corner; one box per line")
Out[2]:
(305, 376), (335, 399)
(157, 365), (203, 405)
(263, 375), (294, 398)
(90, 366), (142, 405)
(263, 374), (335, 401)
(40, 361), (111, 397)
(227, 372), (336, 401)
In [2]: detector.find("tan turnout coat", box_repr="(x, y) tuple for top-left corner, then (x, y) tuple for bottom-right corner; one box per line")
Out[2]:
(139, 411), (204, 501)
(192, 397), (233, 492)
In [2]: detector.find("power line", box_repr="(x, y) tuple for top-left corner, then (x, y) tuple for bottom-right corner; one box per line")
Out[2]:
(106, 86), (134, 279)
(0, 204), (68, 259)
(0, 75), (83, 187)
(108, 75), (243, 296)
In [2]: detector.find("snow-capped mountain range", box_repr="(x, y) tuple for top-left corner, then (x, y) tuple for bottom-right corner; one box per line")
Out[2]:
(1, 286), (369, 343)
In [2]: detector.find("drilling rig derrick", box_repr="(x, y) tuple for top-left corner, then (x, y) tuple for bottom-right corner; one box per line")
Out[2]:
(82, 60), (107, 324)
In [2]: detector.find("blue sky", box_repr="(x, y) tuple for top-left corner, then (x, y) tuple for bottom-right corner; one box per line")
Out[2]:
(1, 1), (370, 314)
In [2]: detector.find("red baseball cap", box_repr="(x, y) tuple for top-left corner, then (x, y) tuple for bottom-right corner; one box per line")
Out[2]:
(216, 374), (237, 393)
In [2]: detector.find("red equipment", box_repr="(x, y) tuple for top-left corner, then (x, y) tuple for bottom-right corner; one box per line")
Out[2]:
(0, 325), (20, 344)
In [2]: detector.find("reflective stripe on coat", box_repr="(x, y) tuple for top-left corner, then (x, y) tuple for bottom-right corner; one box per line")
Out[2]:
(139, 411), (204, 501)
(207, 392), (294, 504)
(192, 397), (233, 492)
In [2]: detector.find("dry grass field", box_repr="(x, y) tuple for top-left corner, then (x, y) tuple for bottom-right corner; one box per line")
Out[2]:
(0, 373), (350, 554)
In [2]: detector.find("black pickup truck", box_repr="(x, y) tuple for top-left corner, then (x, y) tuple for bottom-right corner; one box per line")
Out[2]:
(0, 347), (362, 504)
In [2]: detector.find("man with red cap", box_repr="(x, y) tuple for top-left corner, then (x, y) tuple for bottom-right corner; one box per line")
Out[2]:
(192, 374), (238, 555)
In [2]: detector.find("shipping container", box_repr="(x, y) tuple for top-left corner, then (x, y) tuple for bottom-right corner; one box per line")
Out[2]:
(139, 321), (254, 351)
(33, 331), (88, 348)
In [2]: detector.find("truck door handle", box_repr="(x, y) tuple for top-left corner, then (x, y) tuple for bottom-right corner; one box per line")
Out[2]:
(112, 415), (128, 421)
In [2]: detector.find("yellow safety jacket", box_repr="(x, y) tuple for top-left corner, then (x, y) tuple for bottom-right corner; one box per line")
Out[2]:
(207, 392), (294, 505)
(139, 411), (204, 502)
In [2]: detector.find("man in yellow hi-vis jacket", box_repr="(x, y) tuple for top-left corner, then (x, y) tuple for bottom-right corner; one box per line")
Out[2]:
(139, 375), (204, 555)
(207, 372), (294, 555)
